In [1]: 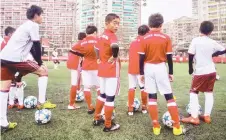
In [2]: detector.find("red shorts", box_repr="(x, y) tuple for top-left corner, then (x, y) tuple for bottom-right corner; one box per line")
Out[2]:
(190, 72), (216, 93)
(1, 59), (40, 81)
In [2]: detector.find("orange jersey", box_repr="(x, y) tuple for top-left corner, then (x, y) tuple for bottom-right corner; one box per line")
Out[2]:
(0, 36), (10, 51)
(67, 40), (82, 70)
(72, 36), (98, 70)
(96, 29), (120, 77)
(128, 36), (142, 74)
(139, 30), (172, 64)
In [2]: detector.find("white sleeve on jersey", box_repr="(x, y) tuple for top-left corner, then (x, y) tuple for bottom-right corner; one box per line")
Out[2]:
(188, 39), (196, 55)
(213, 41), (225, 52)
(29, 24), (40, 41)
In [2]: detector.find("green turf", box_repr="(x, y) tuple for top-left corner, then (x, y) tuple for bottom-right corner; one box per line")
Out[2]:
(2, 62), (226, 140)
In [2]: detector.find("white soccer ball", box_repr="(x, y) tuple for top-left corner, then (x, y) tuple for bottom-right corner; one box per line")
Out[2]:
(162, 111), (173, 128)
(133, 98), (140, 111)
(216, 74), (220, 81)
(75, 91), (84, 102)
(186, 103), (203, 115)
(24, 96), (37, 109)
(100, 106), (116, 120)
(22, 81), (27, 88)
(35, 109), (51, 124)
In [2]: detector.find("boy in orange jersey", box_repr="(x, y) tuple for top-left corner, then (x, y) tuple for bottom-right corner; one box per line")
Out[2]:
(71, 26), (100, 114)
(93, 13), (121, 132)
(138, 13), (184, 136)
(67, 32), (86, 110)
(127, 25), (149, 116)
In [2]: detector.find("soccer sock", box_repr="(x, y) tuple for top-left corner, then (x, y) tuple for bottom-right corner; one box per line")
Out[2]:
(94, 93), (106, 120)
(141, 90), (147, 110)
(204, 92), (214, 116)
(38, 76), (48, 104)
(148, 93), (160, 128)
(167, 99), (180, 129)
(104, 105), (114, 128)
(190, 92), (199, 118)
(8, 85), (16, 105)
(77, 74), (81, 91)
(128, 89), (135, 112)
(0, 91), (9, 126)
(69, 85), (77, 106)
(17, 86), (24, 106)
(84, 89), (93, 110)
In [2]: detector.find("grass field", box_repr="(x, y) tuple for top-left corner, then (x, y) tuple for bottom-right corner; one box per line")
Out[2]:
(2, 62), (226, 140)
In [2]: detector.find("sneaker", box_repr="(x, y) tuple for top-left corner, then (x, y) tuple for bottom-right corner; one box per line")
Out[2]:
(199, 115), (211, 124)
(8, 104), (15, 109)
(173, 125), (185, 136)
(128, 111), (134, 116)
(153, 126), (161, 135)
(93, 119), (104, 126)
(103, 123), (120, 132)
(68, 104), (80, 110)
(181, 116), (200, 125)
(88, 108), (95, 114)
(37, 101), (56, 109)
(142, 109), (147, 114)
(17, 105), (24, 110)
(1, 122), (17, 133)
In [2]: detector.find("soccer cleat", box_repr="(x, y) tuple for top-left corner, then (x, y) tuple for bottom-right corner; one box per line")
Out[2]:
(173, 125), (185, 136)
(68, 104), (80, 110)
(17, 105), (24, 110)
(128, 111), (134, 116)
(37, 101), (56, 109)
(153, 126), (161, 136)
(199, 115), (211, 124)
(1, 122), (17, 133)
(142, 109), (147, 114)
(181, 116), (200, 125)
(88, 108), (95, 114)
(8, 104), (15, 109)
(103, 123), (120, 132)
(93, 119), (104, 126)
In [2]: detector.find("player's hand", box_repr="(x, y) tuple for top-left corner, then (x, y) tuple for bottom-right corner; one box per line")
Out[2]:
(189, 68), (193, 75)
(16, 82), (23, 88)
(140, 75), (145, 84)
(169, 74), (174, 82)
(108, 56), (116, 64)
(97, 59), (101, 64)
(40, 65), (48, 73)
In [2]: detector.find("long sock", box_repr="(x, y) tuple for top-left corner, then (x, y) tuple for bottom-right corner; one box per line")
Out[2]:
(8, 86), (16, 105)
(84, 89), (93, 110)
(128, 89), (135, 112)
(104, 105), (114, 128)
(204, 92), (214, 116)
(17, 86), (24, 106)
(0, 91), (9, 126)
(148, 99), (160, 128)
(141, 90), (147, 110)
(94, 94), (106, 120)
(167, 99), (180, 128)
(38, 76), (48, 104)
(190, 92), (199, 118)
(69, 86), (77, 105)
(77, 72), (81, 91)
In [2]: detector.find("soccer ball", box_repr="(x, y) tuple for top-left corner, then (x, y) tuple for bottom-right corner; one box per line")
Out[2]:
(101, 106), (116, 120)
(35, 109), (51, 124)
(216, 74), (220, 81)
(24, 96), (37, 108)
(22, 81), (27, 88)
(186, 103), (203, 115)
(162, 111), (173, 128)
(127, 98), (141, 111)
(75, 91), (84, 102)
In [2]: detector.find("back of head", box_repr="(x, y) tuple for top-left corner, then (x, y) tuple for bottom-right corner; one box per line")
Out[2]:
(86, 26), (98, 35)
(4, 26), (16, 36)
(26, 5), (43, 20)
(138, 25), (150, 36)
(105, 13), (120, 24)
(199, 21), (214, 35)
(78, 32), (86, 40)
(148, 13), (164, 28)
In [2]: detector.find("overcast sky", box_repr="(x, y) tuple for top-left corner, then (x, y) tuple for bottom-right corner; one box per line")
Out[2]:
(141, 0), (192, 24)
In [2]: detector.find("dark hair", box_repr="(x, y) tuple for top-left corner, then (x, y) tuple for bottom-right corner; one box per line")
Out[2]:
(105, 13), (120, 23)
(138, 25), (150, 36)
(86, 26), (97, 35)
(4, 26), (15, 36)
(199, 21), (214, 35)
(26, 5), (43, 20)
(148, 13), (164, 28)
(78, 32), (86, 40)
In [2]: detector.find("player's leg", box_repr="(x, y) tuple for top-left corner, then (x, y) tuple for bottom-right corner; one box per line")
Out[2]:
(127, 74), (136, 115)
(16, 82), (25, 109)
(93, 70), (100, 96)
(103, 77), (120, 132)
(8, 82), (17, 109)
(137, 75), (147, 114)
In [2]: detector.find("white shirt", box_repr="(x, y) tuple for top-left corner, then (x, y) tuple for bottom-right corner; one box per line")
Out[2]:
(0, 20), (40, 62)
(188, 36), (225, 75)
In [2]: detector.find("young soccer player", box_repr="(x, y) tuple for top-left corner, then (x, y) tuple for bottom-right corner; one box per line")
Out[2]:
(71, 26), (100, 114)
(139, 13), (184, 136)
(181, 21), (226, 124)
(127, 25), (149, 116)
(0, 5), (56, 132)
(67, 32), (86, 109)
(93, 13), (120, 132)
(52, 48), (60, 69)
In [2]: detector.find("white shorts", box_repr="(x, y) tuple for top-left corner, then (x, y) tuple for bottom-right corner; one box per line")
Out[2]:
(99, 77), (120, 97)
(128, 74), (144, 89)
(82, 70), (99, 88)
(144, 62), (172, 95)
(71, 70), (79, 86)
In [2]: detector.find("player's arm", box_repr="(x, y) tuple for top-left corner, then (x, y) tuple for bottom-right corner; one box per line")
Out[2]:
(69, 49), (84, 57)
(30, 41), (43, 66)
(212, 50), (226, 57)
(111, 43), (119, 58)
(188, 39), (196, 75)
(166, 54), (173, 75)
(70, 42), (84, 57)
(212, 41), (226, 57)
(139, 53), (145, 75)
